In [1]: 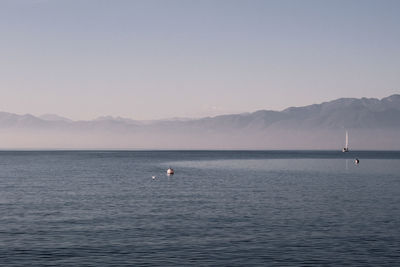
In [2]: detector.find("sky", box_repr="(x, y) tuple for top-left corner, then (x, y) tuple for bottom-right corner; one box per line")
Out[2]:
(0, 0), (399, 120)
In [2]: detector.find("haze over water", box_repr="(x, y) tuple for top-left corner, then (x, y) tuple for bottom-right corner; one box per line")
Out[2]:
(1, 150), (399, 266)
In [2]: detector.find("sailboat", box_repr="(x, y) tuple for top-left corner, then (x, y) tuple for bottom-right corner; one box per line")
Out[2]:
(342, 130), (349, 152)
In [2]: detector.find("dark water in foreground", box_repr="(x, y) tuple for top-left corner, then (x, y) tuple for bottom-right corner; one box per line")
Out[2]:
(0, 150), (399, 266)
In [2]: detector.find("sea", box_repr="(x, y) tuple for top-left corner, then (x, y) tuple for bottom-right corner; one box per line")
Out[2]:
(0, 150), (399, 266)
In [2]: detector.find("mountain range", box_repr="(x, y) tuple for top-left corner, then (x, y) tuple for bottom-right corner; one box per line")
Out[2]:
(1, 95), (399, 149)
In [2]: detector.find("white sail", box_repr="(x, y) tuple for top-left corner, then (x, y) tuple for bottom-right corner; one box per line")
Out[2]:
(342, 130), (349, 152)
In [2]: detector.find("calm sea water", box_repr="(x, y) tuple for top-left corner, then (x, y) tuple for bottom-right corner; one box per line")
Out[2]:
(0, 150), (399, 266)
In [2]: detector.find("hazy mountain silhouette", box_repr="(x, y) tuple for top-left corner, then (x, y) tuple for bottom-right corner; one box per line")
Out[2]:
(0, 95), (399, 149)
(39, 114), (72, 122)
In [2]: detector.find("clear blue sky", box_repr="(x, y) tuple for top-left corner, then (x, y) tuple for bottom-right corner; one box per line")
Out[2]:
(1, 0), (399, 120)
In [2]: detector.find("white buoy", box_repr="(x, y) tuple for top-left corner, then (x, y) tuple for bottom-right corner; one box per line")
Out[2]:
(152, 176), (156, 179)
(354, 158), (360, 164)
(167, 168), (174, 175)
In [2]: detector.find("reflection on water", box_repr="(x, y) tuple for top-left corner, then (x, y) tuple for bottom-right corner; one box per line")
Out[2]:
(167, 158), (399, 175)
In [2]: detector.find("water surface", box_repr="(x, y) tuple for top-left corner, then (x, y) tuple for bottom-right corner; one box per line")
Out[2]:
(0, 150), (399, 266)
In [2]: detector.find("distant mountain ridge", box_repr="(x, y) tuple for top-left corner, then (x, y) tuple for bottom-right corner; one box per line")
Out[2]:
(175, 94), (400, 130)
(0, 95), (399, 149)
(39, 114), (72, 122)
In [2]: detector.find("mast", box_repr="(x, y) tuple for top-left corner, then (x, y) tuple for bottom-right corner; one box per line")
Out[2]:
(342, 130), (349, 152)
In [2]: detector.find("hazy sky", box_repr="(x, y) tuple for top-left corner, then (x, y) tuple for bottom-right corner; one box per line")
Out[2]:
(1, 0), (399, 120)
